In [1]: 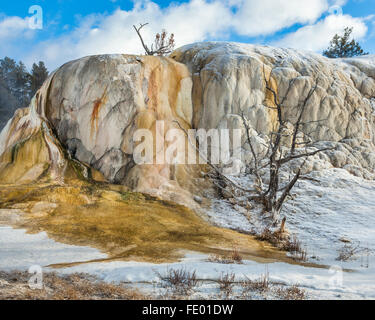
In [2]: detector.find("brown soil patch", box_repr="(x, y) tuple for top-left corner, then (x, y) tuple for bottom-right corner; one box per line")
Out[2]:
(0, 182), (293, 265)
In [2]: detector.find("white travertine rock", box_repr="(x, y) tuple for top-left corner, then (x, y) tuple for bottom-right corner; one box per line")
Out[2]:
(0, 42), (374, 205)
(172, 42), (375, 176)
(0, 54), (207, 206)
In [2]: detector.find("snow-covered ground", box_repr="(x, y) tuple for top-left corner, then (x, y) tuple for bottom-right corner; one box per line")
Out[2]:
(0, 227), (106, 271)
(284, 168), (375, 267)
(205, 167), (375, 299)
(0, 168), (374, 299)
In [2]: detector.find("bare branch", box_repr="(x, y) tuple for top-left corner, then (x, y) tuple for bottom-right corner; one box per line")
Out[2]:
(133, 23), (151, 55)
(276, 167), (301, 212)
(279, 147), (333, 165)
(291, 84), (318, 154)
(133, 23), (175, 56)
(172, 120), (254, 194)
(239, 109), (263, 190)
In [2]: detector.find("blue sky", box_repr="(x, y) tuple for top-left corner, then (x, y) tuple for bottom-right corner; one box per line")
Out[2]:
(0, 0), (374, 70)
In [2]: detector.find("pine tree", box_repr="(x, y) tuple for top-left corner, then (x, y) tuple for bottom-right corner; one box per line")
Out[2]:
(0, 57), (17, 95)
(0, 57), (31, 107)
(30, 61), (49, 97)
(0, 57), (48, 130)
(14, 61), (31, 107)
(323, 27), (369, 58)
(0, 58), (20, 129)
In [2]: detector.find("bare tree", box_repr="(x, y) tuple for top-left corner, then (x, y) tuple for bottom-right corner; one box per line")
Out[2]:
(174, 63), (333, 224)
(233, 66), (333, 220)
(233, 67), (333, 220)
(133, 23), (175, 56)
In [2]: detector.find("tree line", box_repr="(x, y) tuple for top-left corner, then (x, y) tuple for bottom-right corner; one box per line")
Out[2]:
(0, 57), (48, 129)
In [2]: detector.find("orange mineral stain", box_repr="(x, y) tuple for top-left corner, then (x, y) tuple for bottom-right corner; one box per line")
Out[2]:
(91, 87), (108, 136)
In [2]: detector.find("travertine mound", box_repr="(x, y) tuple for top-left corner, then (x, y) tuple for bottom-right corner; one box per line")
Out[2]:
(172, 42), (375, 178)
(0, 55), (206, 206)
(0, 42), (374, 205)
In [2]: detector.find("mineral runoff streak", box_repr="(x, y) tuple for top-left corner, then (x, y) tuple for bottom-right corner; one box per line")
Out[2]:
(142, 304), (234, 317)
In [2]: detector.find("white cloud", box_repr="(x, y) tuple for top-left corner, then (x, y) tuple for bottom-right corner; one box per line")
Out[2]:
(26, 0), (334, 68)
(0, 16), (31, 40)
(275, 14), (369, 52)
(0, 0), (371, 69)
(25, 0), (233, 69)
(231, 0), (329, 36)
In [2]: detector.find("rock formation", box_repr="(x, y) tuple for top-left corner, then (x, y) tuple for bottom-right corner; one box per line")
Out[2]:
(172, 42), (375, 178)
(0, 55), (207, 206)
(0, 42), (374, 206)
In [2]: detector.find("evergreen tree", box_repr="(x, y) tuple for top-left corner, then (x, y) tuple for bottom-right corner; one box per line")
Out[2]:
(323, 27), (369, 58)
(0, 57), (17, 95)
(30, 61), (49, 97)
(14, 61), (31, 107)
(0, 61), (19, 129)
(0, 57), (30, 108)
(0, 57), (48, 130)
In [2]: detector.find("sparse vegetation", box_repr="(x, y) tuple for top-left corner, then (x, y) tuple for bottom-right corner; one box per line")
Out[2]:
(133, 23), (175, 56)
(0, 267), (309, 300)
(0, 271), (146, 300)
(155, 268), (198, 296)
(274, 284), (306, 300)
(256, 227), (307, 261)
(241, 269), (270, 297)
(207, 247), (243, 264)
(218, 272), (236, 299)
(336, 241), (372, 263)
(285, 236), (308, 262)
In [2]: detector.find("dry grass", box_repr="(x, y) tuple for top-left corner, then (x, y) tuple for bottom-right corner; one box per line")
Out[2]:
(255, 227), (276, 242)
(218, 272), (236, 299)
(284, 236), (308, 262)
(256, 228), (307, 262)
(207, 247), (243, 264)
(241, 270), (270, 296)
(274, 285), (306, 300)
(155, 268), (198, 296)
(228, 247), (243, 264)
(0, 271), (147, 300)
(336, 241), (363, 262)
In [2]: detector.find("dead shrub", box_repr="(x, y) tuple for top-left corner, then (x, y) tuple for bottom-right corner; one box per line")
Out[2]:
(218, 272), (236, 299)
(275, 284), (306, 300)
(229, 247), (243, 264)
(155, 268), (198, 296)
(256, 227), (277, 243)
(0, 271), (146, 300)
(207, 247), (243, 264)
(256, 229), (307, 261)
(336, 241), (362, 262)
(283, 236), (307, 262)
(241, 267), (270, 297)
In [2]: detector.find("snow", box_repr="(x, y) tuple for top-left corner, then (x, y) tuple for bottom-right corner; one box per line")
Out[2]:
(0, 167), (374, 299)
(0, 227), (106, 271)
(341, 54), (375, 67)
(284, 169), (375, 265)
(53, 252), (375, 300)
(179, 42), (375, 68)
(203, 167), (375, 299)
